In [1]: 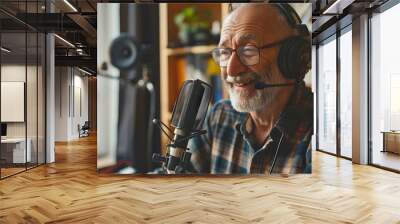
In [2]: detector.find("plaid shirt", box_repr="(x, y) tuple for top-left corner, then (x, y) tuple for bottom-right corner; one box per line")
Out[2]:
(188, 82), (313, 174)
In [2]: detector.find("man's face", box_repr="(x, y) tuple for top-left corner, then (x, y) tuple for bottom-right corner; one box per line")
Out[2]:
(219, 4), (296, 112)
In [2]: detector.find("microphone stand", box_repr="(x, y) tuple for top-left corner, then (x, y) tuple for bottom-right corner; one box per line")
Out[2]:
(151, 79), (211, 174)
(152, 119), (207, 174)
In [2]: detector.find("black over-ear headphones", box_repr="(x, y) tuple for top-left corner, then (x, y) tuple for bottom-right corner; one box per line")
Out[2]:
(274, 3), (311, 81)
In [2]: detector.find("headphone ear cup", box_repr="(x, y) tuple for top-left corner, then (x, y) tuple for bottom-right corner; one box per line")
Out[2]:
(278, 36), (311, 80)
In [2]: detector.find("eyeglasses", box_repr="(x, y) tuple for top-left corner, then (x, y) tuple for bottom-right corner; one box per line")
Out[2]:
(211, 38), (288, 67)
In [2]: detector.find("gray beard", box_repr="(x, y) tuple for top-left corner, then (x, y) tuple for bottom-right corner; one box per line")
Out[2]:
(228, 86), (278, 113)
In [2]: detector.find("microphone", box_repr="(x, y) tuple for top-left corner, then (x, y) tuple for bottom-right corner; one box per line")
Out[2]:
(254, 82), (297, 89)
(152, 79), (212, 173)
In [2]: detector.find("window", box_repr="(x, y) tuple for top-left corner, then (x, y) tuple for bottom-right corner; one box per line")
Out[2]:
(370, 2), (400, 171)
(339, 28), (352, 158)
(317, 36), (337, 154)
(0, 1), (47, 179)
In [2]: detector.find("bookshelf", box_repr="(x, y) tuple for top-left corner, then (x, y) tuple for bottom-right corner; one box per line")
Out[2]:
(159, 3), (229, 151)
(166, 45), (217, 56)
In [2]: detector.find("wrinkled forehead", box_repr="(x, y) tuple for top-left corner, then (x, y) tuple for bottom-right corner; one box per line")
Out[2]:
(220, 15), (261, 45)
(220, 4), (291, 46)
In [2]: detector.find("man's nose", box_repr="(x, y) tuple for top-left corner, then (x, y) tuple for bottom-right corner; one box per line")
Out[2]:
(226, 51), (247, 76)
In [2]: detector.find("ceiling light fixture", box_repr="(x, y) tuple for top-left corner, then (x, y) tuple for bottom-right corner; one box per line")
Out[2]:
(322, 0), (354, 15)
(76, 48), (86, 56)
(54, 34), (75, 48)
(78, 67), (92, 76)
(1, 47), (11, 53)
(323, 0), (342, 14)
(63, 0), (78, 12)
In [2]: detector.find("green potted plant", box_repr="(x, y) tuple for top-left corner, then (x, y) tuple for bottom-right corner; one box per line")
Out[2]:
(174, 7), (211, 46)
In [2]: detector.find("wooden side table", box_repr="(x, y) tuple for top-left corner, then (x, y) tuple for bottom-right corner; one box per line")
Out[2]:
(381, 131), (400, 154)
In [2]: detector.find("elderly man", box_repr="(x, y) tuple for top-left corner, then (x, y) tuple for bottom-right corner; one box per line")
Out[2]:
(188, 3), (313, 174)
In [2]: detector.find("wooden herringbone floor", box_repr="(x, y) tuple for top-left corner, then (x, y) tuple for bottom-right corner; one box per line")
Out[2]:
(1, 135), (400, 224)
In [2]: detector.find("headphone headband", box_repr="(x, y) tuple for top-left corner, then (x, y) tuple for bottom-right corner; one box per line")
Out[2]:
(274, 3), (310, 37)
(275, 3), (301, 27)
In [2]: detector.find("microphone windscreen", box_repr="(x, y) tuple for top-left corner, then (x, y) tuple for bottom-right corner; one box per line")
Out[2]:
(170, 79), (212, 134)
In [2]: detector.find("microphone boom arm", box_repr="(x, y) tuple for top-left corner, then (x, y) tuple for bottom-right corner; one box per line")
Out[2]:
(254, 82), (298, 89)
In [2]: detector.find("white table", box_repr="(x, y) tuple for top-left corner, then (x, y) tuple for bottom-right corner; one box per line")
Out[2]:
(1, 138), (32, 163)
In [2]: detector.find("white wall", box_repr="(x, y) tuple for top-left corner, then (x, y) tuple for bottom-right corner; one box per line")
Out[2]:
(1, 65), (34, 137)
(72, 72), (89, 138)
(1, 82), (25, 122)
(55, 67), (69, 141)
(97, 3), (120, 168)
(1, 63), (46, 164)
(55, 67), (89, 141)
(1, 65), (27, 141)
(1, 65), (26, 132)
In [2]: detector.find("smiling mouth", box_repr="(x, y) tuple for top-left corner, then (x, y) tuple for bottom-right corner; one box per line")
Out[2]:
(233, 80), (255, 88)
(225, 74), (258, 90)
